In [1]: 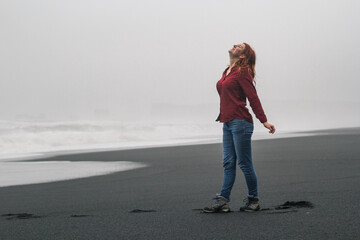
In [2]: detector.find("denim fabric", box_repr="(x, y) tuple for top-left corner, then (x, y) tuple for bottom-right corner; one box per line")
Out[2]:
(220, 118), (258, 200)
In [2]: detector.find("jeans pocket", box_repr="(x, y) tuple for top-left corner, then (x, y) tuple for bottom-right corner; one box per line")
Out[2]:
(229, 118), (243, 132)
(244, 121), (254, 135)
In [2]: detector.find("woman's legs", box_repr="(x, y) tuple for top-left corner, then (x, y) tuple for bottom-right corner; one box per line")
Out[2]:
(220, 122), (237, 200)
(231, 119), (258, 198)
(220, 119), (258, 199)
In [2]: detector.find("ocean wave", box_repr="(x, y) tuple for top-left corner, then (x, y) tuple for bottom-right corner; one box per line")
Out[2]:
(0, 120), (221, 160)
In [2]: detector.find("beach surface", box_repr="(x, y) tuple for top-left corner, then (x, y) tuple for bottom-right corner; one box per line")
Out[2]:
(1, 128), (360, 240)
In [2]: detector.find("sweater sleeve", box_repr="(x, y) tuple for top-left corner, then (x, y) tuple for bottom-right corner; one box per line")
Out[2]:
(235, 69), (268, 123)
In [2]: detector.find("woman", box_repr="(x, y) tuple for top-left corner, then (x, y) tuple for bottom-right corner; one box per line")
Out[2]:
(203, 43), (275, 213)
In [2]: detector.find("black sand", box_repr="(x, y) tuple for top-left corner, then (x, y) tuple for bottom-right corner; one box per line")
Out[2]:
(1, 128), (360, 240)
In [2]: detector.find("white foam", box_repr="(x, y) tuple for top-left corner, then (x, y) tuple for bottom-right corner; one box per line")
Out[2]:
(0, 120), (222, 161)
(0, 161), (147, 188)
(0, 120), (318, 162)
(0, 120), (322, 188)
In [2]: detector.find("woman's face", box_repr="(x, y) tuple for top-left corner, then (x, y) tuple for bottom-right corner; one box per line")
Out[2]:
(229, 43), (245, 57)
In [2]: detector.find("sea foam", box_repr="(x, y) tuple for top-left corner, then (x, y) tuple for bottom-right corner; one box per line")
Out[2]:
(0, 120), (315, 187)
(0, 120), (221, 161)
(0, 161), (147, 187)
(0, 120), (315, 161)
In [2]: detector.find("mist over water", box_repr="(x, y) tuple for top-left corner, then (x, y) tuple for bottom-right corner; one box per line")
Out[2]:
(1, 0), (360, 158)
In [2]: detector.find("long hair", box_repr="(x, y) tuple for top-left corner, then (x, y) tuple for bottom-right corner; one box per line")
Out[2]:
(234, 43), (256, 85)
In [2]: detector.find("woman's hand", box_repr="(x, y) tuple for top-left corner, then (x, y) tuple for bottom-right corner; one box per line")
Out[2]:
(263, 122), (275, 134)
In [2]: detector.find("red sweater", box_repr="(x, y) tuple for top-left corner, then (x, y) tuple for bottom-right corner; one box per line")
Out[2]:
(216, 66), (267, 123)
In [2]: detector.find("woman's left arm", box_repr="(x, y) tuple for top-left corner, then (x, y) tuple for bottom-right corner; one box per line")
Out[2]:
(235, 71), (267, 124)
(235, 70), (276, 133)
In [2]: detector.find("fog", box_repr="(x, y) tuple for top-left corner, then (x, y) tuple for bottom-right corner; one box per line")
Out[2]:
(1, 0), (359, 131)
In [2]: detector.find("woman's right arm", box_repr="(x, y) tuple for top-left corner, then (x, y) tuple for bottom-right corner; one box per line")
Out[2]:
(235, 69), (276, 134)
(263, 122), (276, 134)
(235, 70), (267, 124)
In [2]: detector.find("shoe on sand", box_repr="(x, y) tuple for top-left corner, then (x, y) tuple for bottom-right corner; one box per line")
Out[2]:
(203, 194), (230, 213)
(240, 197), (261, 212)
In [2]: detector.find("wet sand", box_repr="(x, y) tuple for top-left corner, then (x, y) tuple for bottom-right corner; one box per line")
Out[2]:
(1, 128), (360, 239)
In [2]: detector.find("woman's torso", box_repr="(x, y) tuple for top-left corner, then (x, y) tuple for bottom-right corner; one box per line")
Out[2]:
(216, 66), (267, 124)
(216, 67), (253, 123)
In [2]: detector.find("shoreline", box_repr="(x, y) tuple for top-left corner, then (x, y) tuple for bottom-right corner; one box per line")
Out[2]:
(0, 126), (358, 189)
(3, 126), (358, 163)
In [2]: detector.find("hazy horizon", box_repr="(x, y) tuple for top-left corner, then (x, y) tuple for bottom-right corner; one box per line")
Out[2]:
(1, 0), (359, 131)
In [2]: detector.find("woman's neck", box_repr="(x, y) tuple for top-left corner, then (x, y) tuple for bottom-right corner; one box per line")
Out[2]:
(229, 57), (239, 69)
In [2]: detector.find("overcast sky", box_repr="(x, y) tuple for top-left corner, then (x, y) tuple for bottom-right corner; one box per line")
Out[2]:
(0, 0), (359, 130)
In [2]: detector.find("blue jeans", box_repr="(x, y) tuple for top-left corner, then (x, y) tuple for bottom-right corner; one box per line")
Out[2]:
(220, 118), (258, 200)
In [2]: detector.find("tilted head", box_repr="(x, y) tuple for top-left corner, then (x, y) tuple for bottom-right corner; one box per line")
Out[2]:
(229, 42), (256, 79)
